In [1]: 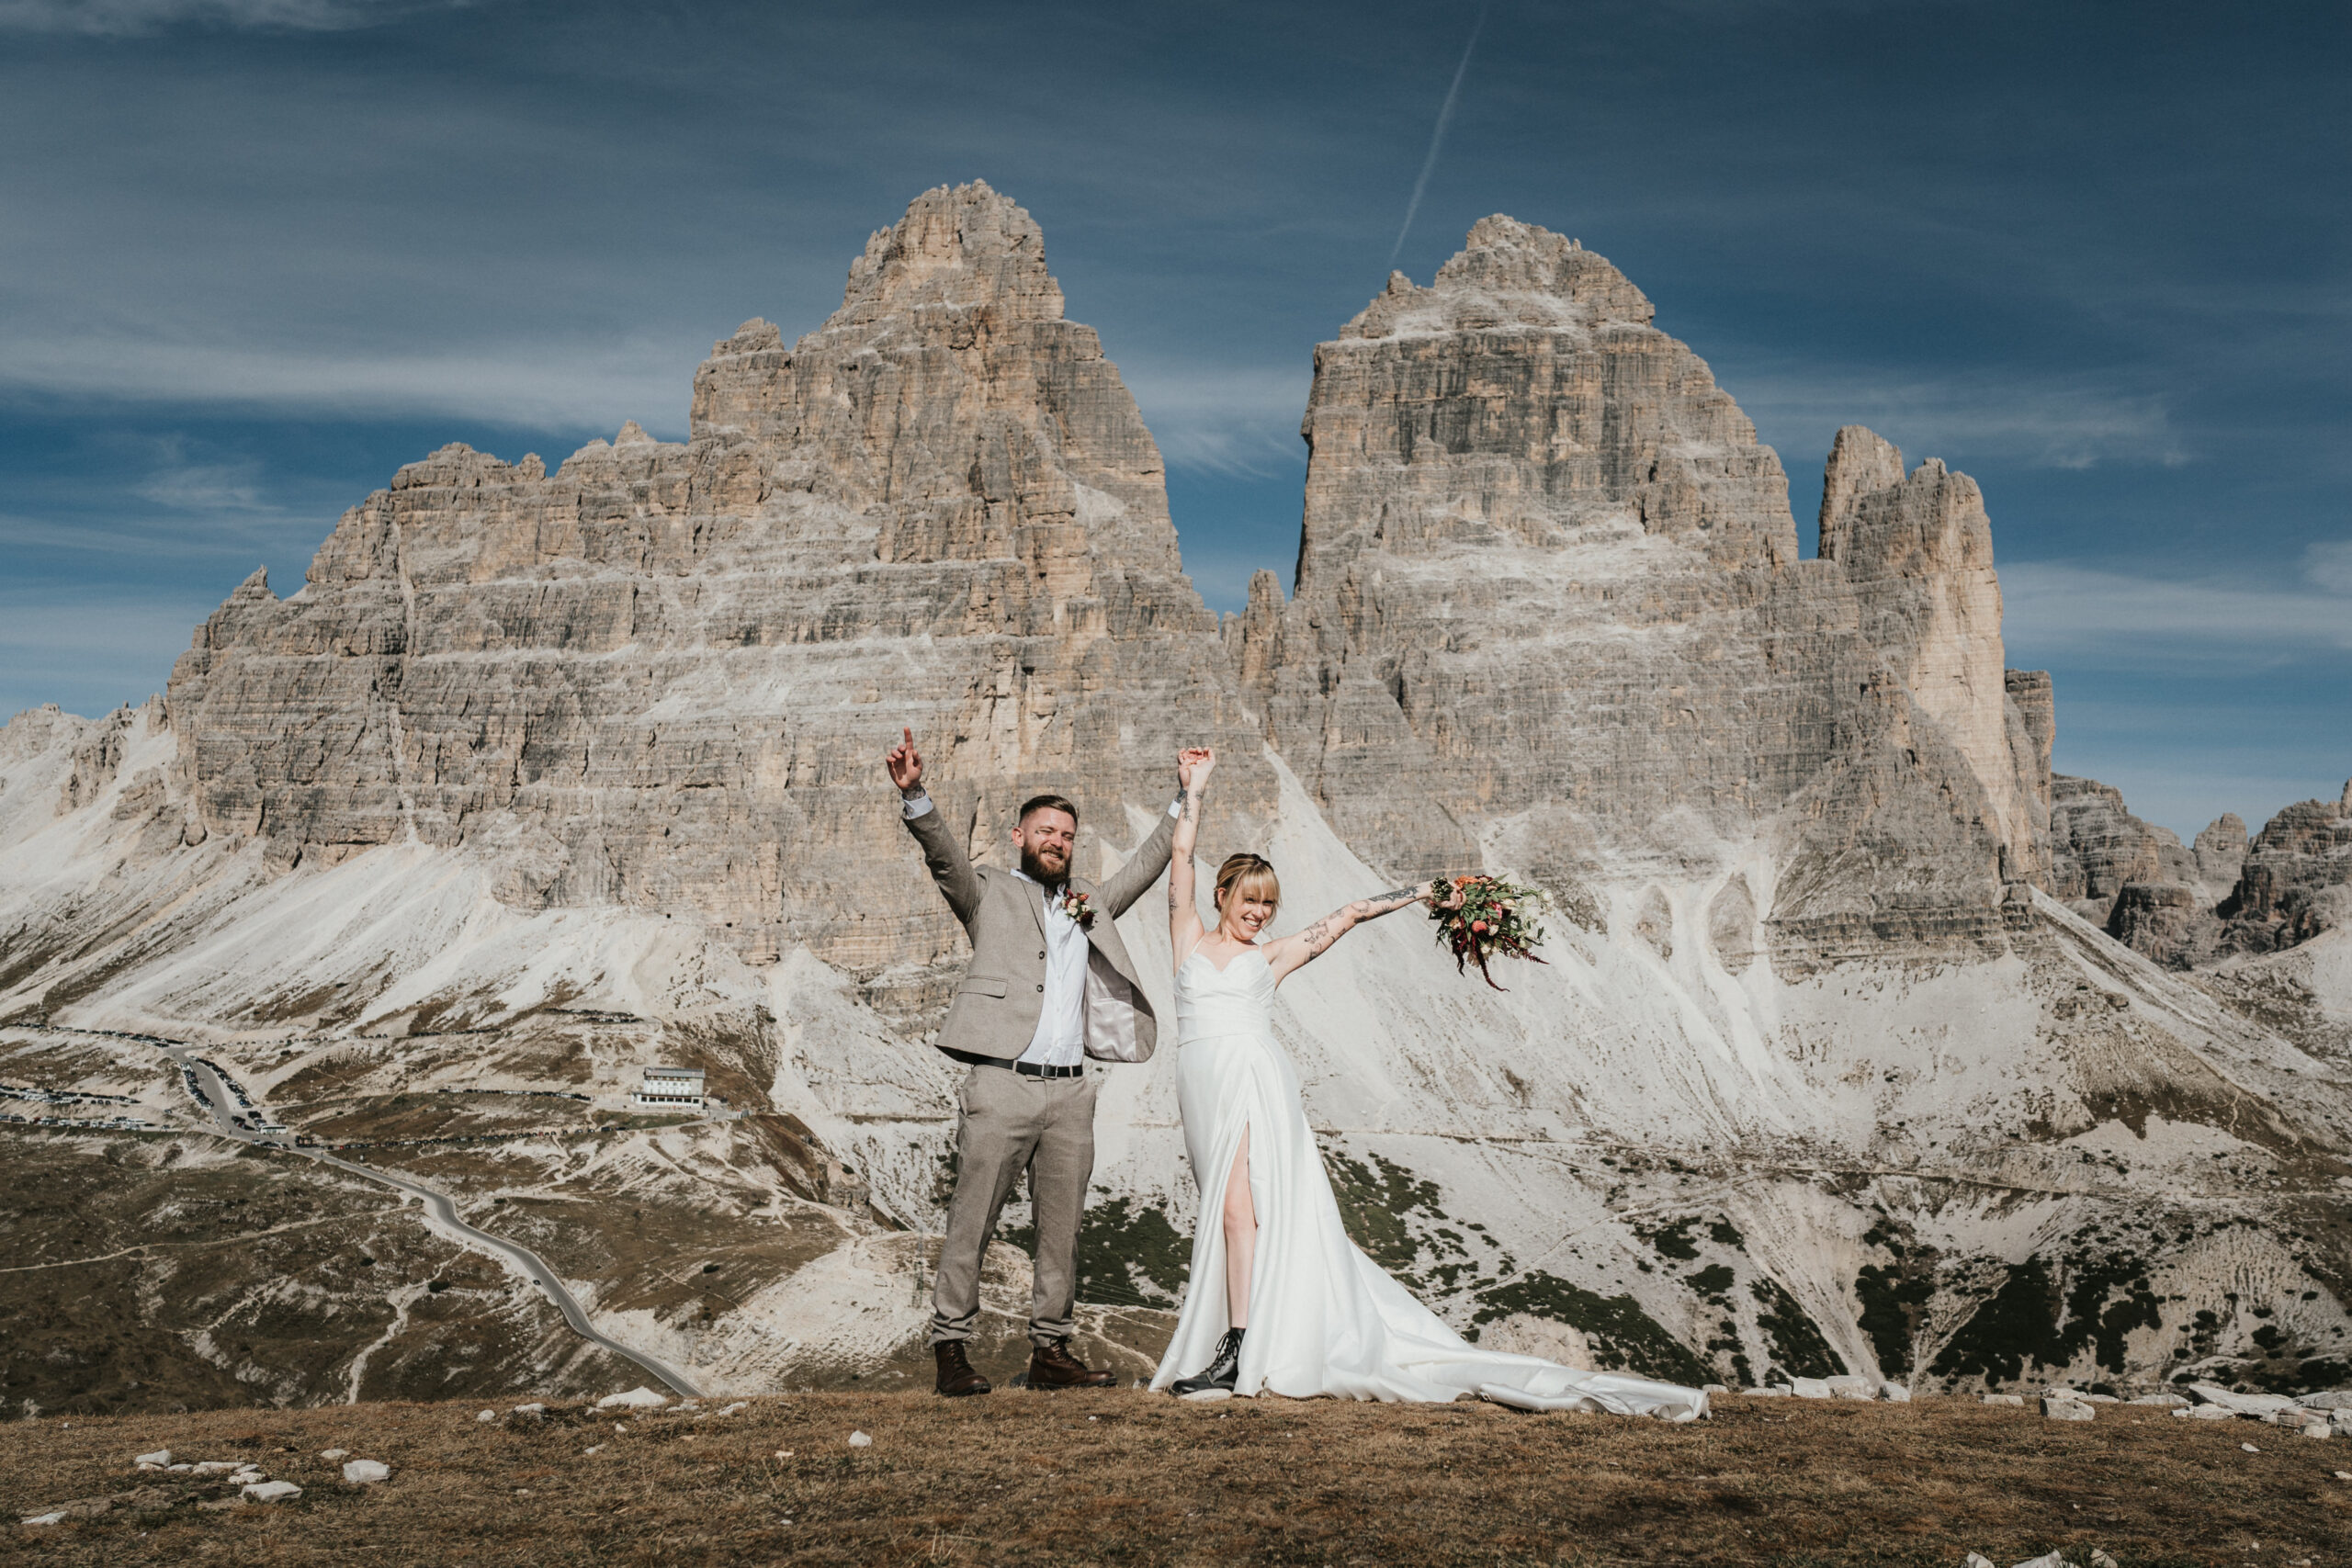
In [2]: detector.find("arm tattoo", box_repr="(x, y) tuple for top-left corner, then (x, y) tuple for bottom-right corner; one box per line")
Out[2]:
(1373, 886), (1420, 904)
(1299, 916), (1339, 953)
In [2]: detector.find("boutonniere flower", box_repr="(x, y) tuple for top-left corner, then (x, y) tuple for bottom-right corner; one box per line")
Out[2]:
(1059, 889), (1096, 929)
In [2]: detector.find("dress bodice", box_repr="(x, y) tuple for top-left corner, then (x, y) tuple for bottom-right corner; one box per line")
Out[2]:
(1173, 948), (1278, 1044)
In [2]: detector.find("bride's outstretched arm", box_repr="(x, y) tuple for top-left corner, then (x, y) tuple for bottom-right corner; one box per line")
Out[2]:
(1168, 747), (1214, 968)
(1263, 879), (1438, 981)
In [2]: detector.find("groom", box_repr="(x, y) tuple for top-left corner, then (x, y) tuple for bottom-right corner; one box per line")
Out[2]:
(888, 728), (1191, 1396)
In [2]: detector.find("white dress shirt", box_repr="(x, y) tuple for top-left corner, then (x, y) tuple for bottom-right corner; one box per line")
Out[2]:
(1011, 866), (1089, 1067)
(902, 788), (1182, 1069)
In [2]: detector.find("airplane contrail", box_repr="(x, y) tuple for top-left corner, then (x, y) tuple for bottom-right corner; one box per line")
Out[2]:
(1388, 6), (1489, 266)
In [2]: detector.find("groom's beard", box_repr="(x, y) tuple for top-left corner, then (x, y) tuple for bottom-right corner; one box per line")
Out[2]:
(1020, 846), (1069, 887)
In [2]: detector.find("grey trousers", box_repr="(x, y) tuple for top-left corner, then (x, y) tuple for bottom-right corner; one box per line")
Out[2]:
(930, 1064), (1097, 1348)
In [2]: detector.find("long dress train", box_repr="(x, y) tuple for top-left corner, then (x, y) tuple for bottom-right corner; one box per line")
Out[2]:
(1147, 947), (1707, 1419)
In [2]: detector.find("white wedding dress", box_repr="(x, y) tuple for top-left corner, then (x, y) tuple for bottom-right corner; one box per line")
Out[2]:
(1148, 947), (1708, 1419)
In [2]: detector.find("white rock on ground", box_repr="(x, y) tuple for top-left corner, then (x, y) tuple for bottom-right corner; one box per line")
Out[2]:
(1963, 1555), (1994, 1568)
(2192, 1383), (2299, 1417)
(2242, 1442), (2261, 1453)
(1880, 1382), (1911, 1403)
(242, 1482), (301, 1503)
(343, 1461), (390, 1483)
(133, 1450), (170, 1467)
(2188, 1405), (2237, 1420)
(2300, 1391), (2352, 1410)
(1702, 1383), (1727, 1394)
(847, 1431), (873, 1448)
(597, 1387), (669, 1410)
(320, 1449), (348, 1460)
(2042, 1394), (2096, 1421)
(2011, 1553), (2067, 1568)
(511, 1404), (547, 1417)
(1982, 1393), (2025, 1407)
(477, 1410), (496, 1423)
(1825, 1375), (1877, 1400)
(2301, 1422), (2331, 1439)
(1747, 1387), (1790, 1398)
(1790, 1378), (1832, 1399)
(2131, 1393), (2191, 1407)
(582, 1445), (605, 1456)
(189, 1461), (240, 1475)
(21, 1511), (69, 1527)
(2081, 1393), (2119, 1404)
(2091, 1550), (2121, 1568)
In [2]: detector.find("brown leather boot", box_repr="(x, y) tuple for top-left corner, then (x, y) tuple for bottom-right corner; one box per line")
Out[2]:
(1026, 1337), (1115, 1389)
(933, 1340), (990, 1397)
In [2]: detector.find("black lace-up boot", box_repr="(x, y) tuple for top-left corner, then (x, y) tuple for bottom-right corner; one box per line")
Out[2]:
(1170, 1327), (1245, 1400)
(933, 1340), (990, 1397)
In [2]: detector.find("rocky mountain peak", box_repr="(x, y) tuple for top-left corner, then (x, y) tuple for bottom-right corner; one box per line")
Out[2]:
(1817, 425), (1905, 544)
(1818, 434), (1994, 581)
(831, 179), (1064, 329)
(1340, 215), (1656, 341)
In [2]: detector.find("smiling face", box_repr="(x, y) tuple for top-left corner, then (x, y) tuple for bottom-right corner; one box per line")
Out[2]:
(1215, 871), (1280, 942)
(1012, 806), (1077, 884)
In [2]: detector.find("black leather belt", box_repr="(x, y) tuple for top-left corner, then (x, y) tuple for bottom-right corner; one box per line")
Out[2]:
(943, 1049), (1083, 1078)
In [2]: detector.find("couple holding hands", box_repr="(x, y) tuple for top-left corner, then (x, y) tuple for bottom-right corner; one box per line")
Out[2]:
(887, 729), (1704, 1419)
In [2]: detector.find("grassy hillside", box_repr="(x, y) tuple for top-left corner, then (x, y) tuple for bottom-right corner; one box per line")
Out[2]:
(6, 1391), (2349, 1565)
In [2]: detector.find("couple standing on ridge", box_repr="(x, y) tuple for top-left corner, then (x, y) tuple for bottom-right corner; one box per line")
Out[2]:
(887, 727), (1705, 1417)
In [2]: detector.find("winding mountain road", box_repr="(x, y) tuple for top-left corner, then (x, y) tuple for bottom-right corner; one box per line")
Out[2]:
(162, 1041), (703, 1399)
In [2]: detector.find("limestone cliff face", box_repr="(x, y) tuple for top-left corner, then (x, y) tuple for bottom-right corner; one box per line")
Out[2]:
(2222, 783), (2352, 952)
(1240, 217), (2032, 961)
(162, 182), (1272, 1005)
(1818, 428), (2042, 885)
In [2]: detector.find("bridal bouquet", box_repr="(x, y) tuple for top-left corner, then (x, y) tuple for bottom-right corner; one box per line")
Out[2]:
(1431, 875), (1549, 991)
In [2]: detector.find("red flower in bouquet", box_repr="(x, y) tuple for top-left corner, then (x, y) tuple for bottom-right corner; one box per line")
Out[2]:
(1430, 874), (1550, 991)
(1059, 889), (1096, 929)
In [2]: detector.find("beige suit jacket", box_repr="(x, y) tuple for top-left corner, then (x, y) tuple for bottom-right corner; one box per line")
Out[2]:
(905, 799), (1177, 1065)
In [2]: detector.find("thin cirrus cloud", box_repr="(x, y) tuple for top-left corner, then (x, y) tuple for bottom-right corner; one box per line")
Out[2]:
(2000, 560), (2352, 670)
(1728, 367), (2186, 474)
(0, 333), (697, 437)
(0, 0), (465, 31)
(1119, 362), (1313, 479)
(2303, 539), (2352, 595)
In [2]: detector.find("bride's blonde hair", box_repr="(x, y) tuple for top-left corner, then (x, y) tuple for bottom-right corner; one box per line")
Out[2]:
(1214, 852), (1281, 918)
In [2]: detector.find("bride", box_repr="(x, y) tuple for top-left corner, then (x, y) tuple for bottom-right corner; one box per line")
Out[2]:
(1148, 749), (1707, 1419)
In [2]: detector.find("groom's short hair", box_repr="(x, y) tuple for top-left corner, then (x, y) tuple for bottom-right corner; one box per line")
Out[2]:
(1017, 793), (1079, 827)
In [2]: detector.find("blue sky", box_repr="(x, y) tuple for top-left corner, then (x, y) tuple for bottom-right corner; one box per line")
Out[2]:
(0, 0), (2343, 836)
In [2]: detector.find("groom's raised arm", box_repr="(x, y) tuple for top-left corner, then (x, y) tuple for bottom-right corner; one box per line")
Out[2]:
(889, 727), (983, 927)
(905, 802), (984, 927)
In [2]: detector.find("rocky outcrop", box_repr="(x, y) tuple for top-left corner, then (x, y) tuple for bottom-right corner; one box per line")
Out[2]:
(2194, 814), (2249, 904)
(159, 182), (1273, 1010)
(2049, 775), (2195, 917)
(2221, 783), (2352, 952)
(1238, 217), (2033, 962)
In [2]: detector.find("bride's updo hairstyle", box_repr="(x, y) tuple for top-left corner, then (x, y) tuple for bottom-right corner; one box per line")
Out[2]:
(1213, 853), (1281, 917)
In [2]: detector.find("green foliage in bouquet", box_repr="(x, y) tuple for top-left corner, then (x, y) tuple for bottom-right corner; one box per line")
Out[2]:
(1431, 875), (1550, 990)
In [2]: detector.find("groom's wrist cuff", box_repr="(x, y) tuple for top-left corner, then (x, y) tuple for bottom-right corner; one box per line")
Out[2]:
(901, 790), (933, 821)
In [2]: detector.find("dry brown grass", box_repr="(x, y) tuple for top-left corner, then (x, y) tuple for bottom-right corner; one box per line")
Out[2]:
(6, 1392), (2351, 1565)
